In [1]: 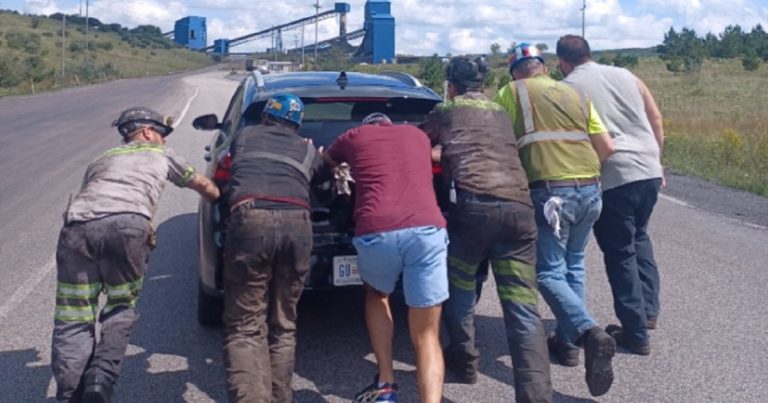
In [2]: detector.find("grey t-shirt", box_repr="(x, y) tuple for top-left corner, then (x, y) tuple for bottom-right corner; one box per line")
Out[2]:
(66, 142), (195, 223)
(564, 62), (662, 190)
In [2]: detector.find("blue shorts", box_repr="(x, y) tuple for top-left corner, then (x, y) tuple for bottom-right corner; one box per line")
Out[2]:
(352, 226), (449, 308)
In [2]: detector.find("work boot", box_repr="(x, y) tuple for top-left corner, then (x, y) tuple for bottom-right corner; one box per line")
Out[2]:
(547, 335), (579, 367)
(82, 374), (114, 403)
(582, 326), (616, 397)
(606, 324), (651, 355)
(646, 316), (658, 330)
(443, 348), (478, 384)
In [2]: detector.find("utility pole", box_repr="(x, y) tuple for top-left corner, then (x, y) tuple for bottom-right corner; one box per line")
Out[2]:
(61, 15), (66, 79)
(85, 0), (90, 58)
(301, 24), (306, 67)
(313, 0), (320, 70)
(79, 0), (82, 16)
(581, 0), (586, 38)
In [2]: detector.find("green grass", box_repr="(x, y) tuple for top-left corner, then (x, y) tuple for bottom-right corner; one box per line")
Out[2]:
(631, 58), (768, 197)
(0, 11), (213, 96)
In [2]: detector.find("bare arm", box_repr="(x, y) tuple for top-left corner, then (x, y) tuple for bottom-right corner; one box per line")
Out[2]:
(637, 78), (664, 157)
(187, 173), (220, 202)
(590, 132), (615, 163)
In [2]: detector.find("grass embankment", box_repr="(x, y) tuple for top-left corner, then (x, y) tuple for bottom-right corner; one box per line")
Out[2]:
(0, 11), (213, 97)
(632, 58), (768, 197)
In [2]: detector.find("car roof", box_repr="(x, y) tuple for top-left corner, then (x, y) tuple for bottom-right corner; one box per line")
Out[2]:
(241, 71), (442, 111)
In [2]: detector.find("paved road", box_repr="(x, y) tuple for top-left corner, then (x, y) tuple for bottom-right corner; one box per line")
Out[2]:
(0, 71), (766, 402)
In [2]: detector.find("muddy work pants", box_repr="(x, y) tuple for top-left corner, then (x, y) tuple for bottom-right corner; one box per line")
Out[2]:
(442, 191), (552, 403)
(222, 207), (312, 403)
(51, 213), (150, 402)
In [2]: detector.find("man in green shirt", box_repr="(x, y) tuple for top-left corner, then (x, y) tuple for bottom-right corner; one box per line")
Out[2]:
(495, 43), (617, 397)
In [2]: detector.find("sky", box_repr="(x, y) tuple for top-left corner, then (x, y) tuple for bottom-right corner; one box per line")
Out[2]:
(3, 0), (767, 55)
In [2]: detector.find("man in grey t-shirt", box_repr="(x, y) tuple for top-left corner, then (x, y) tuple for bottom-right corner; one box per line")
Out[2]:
(557, 35), (664, 356)
(52, 107), (219, 403)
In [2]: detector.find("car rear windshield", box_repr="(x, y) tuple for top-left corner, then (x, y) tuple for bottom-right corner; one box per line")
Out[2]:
(241, 97), (440, 148)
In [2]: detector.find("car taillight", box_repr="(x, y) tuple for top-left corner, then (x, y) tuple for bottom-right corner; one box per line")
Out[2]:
(213, 152), (231, 183)
(432, 162), (443, 175)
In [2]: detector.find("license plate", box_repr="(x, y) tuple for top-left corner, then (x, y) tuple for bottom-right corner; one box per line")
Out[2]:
(333, 255), (362, 286)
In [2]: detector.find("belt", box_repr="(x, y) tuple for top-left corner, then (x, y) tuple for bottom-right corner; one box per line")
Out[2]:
(529, 177), (599, 189)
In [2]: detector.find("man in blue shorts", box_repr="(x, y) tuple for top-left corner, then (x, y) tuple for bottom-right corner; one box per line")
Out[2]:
(324, 112), (448, 403)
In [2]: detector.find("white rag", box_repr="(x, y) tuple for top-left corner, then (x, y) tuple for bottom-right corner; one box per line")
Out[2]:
(543, 196), (564, 239)
(333, 163), (354, 195)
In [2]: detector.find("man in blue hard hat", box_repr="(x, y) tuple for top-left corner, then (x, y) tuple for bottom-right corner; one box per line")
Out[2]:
(221, 93), (326, 403)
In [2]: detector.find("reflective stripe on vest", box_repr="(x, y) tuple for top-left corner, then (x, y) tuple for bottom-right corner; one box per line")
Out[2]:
(514, 80), (591, 148)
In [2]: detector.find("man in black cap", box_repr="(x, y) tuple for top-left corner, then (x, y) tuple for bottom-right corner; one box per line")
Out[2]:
(420, 56), (552, 402)
(51, 106), (219, 403)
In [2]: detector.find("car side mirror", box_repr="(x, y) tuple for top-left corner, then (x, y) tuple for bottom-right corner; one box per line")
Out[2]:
(192, 114), (222, 130)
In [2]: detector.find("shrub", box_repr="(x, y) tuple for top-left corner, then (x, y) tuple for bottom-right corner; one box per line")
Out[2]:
(30, 16), (41, 29)
(5, 31), (41, 54)
(742, 53), (761, 71)
(95, 41), (114, 51)
(69, 42), (83, 52)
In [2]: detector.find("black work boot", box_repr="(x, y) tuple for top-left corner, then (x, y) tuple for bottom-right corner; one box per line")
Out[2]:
(443, 348), (478, 384)
(82, 374), (114, 403)
(582, 326), (616, 397)
(547, 335), (580, 367)
(606, 324), (651, 355)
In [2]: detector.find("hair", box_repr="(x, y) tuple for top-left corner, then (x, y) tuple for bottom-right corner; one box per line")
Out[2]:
(511, 58), (544, 78)
(447, 56), (487, 95)
(556, 35), (592, 65)
(261, 112), (299, 130)
(362, 112), (392, 125)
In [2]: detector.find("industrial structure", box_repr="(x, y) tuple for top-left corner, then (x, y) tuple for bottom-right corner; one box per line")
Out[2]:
(170, 0), (395, 64)
(173, 16), (207, 51)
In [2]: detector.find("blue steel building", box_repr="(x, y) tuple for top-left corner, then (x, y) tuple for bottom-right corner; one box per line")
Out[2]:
(355, 0), (395, 63)
(174, 16), (207, 50)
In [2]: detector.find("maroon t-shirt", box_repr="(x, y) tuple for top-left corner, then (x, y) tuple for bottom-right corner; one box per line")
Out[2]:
(327, 123), (446, 236)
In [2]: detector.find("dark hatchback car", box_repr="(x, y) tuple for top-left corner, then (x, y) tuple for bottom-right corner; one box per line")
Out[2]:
(192, 70), (443, 325)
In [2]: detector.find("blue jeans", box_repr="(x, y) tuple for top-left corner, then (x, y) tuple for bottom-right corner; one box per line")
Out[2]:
(593, 178), (661, 345)
(531, 183), (602, 346)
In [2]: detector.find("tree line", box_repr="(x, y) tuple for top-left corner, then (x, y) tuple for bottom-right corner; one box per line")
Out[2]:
(658, 24), (768, 72)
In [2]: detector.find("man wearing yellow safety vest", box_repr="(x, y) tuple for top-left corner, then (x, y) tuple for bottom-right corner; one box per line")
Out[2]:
(494, 43), (617, 397)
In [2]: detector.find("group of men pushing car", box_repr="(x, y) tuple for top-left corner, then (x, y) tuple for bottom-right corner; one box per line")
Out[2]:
(51, 34), (664, 403)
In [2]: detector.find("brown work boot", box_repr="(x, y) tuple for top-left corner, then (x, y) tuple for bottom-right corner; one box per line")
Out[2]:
(547, 335), (579, 367)
(606, 324), (651, 355)
(583, 327), (616, 397)
(82, 374), (114, 403)
(646, 316), (658, 330)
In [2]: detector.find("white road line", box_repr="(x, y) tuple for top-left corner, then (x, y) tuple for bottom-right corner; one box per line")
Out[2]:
(659, 193), (692, 207)
(0, 256), (55, 323)
(174, 86), (200, 129)
(0, 87), (201, 325)
(660, 193), (767, 231)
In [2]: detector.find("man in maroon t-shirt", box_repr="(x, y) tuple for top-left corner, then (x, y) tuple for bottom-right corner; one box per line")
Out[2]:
(324, 112), (448, 403)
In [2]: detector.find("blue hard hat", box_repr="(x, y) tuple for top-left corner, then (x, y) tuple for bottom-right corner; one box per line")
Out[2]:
(263, 93), (304, 127)
(508, 43), (545, 73)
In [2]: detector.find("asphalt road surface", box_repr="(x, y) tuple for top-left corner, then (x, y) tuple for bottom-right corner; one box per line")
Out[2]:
(0, 70), (766, 403)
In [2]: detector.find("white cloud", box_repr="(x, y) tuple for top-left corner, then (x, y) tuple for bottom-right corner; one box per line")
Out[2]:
(18, 0), (768, 55)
